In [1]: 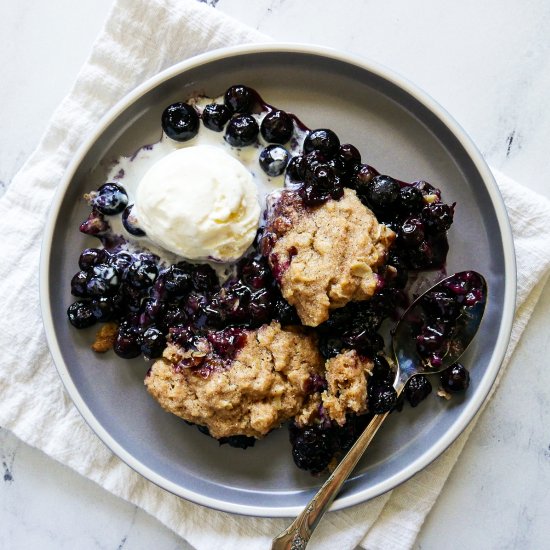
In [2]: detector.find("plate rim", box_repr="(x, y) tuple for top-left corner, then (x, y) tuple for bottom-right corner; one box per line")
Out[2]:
(39, 42), (517, 517)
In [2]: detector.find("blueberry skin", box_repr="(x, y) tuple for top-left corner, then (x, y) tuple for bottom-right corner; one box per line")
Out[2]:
(224, 85), (254, 113)
(303, 129), (341, 159)
(92, 184), (128, 215)
(202, 103), (232, 132)
(260, 110), (294, 144)
(161, 102), (200, 142)
(259, 145), (289, 177)
(224, 115), (259, 147)
(365, 175), (400, 209)
(67, 301), (96, 329)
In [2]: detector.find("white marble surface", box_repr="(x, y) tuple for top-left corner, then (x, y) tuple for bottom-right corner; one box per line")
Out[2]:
(1, 0), (550, 548)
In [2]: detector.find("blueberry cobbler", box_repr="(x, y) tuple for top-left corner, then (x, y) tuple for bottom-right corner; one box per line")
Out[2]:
(68, 85), (471, 474)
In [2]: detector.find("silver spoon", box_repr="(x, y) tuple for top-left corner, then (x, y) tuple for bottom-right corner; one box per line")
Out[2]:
(272, 271), (487, 550)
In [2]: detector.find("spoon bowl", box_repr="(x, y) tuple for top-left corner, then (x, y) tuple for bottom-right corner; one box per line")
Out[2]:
(392, 270), (487, 390)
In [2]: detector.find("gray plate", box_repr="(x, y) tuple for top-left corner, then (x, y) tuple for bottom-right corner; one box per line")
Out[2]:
(40, 44), (516, 517)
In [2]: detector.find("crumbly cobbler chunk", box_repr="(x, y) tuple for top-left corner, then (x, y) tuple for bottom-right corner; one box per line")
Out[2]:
(144, 321), (324, 439)
(321, 350), (373, 425)
(263, 188), (395, 326)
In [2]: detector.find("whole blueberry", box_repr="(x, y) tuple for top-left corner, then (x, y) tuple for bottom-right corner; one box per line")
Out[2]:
(225, 114), (259, 147)
(114, 324), (142, 359)
(303, 129), (341, 159)
(371, 355), (393, 384)
(67, 301), (96, 329)
(405, 375), (432, 407)
(191, 264), (219, 292)
(92, 183), (128, 215)
(400, 217), (425, 247)
(71, 270), (89, 297)
(164, 265), (192, 296)
(440, 363), (470, 392)
(399, 186), (424, 213)
(201, 103), (232, 132)
(337, 143), (361, 172)
(368, 383), (397, 414)
(285, 155), (306, 182)
(422, 203), (454, 234)
(125, 259), (159, 289)
(260, 109), (294, 144)
(141, 326), (167, 359)
(224, 85), (254, 113)
(351, 164), (378, 197)
(259, 144), (289, 177)
(91, 296), (118, 322)
(79, 248), (107, 270)
(122, 204), (146, 237)
(365, 175), (400, 209)
(161, 102), (200, 142)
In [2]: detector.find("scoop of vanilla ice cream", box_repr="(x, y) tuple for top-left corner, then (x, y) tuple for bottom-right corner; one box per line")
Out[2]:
(134, 145), (260, 262)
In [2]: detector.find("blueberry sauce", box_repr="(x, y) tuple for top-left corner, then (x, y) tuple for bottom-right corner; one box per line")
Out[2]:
(69, 84), (468, 474)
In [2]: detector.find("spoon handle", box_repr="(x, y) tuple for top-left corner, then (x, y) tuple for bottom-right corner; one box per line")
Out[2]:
(271, 411), (391, 550)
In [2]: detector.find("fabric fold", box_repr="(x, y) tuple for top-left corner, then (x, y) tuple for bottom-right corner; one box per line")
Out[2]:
(1, 1), (549, 549)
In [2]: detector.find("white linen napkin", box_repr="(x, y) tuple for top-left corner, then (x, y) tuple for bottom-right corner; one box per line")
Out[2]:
(1, 0), (549, 548)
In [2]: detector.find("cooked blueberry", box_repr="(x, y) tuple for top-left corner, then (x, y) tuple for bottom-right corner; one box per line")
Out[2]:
(163, 265), (192, 296)
(140, 326), (166, 359)
(125, 260), (158, 289)
(365, 175), (400, 209)
(161, 303), (187, 329)
(422, 203), (454, 234)
(368, 383), (397, 414)
(260, 109), (293, 144)
(91, 183), (128, 215)
(351, 164), (378, 196)
(224, 85), (254, 113)
(303, 129), (340, 159)
(85, 277), (109, 297)
(225, 114), (259, 147)
(290, 424), (334, 474)
(286, 154), (306, 182)
(342, 329), (384, 355)
(191, 264), (219, 292)
(78, 248), (107, 270)
(399, 186), (424, 212)
(371, 355), (393, 384)
(91, 296), (118, 322)
(139, 298), (166, 327)
(337, 143), (361, 172)
(109, 251), (133, 272)
(161, 102), (199, 142)
(207, 327), (247, 358)
(422, 290), (460, 320)
(440, 363), (470, 392)
(79, 210), (109, 236)
(122, 204), (146, 236)
(238, 257), (271, 289)
(318, 336), (344, 359)
(113, 324), (142, 358)
(386, 252), (409, 289)
(71, 270), (89, 297)
(201, 103), (232, 131)
(400, 217), (425, 247)
(259, 144), (289, 177)
(67, 301), (96, 329)
(298, 182), (331, 207)
(405, 375), (432, 407)
(272, 296), (300, 325)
